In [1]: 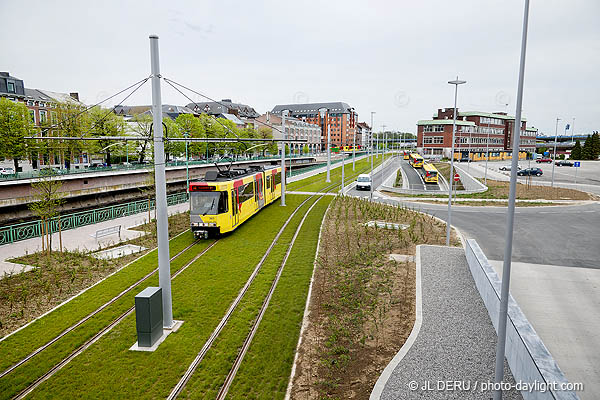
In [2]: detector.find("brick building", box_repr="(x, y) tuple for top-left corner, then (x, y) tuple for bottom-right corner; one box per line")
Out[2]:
(271, 102), (356, 151)
(416, 108), (536, 160)
(254, 112), (321, 154)
(0, 72), (84, 170)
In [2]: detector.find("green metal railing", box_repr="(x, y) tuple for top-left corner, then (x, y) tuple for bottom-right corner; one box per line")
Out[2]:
(0, 192), (189, 246)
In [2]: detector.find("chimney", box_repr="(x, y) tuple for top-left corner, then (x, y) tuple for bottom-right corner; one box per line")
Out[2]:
(70, 92), (80, 101)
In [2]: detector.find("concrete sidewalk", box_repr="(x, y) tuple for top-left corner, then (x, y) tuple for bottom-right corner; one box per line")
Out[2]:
(0, 201), (189, 277)
(372, 245), (521, 399)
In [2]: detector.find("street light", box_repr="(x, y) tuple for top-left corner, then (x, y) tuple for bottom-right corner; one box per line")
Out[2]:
(319, 108), (330, 182)
(446, 77), (467, 246)
(281, 109), (289, 206)
(551, 117), (560, 188)
(183, 132), (189, 195)
(370, 111), (375, 200)
(351, 108), (356, 171)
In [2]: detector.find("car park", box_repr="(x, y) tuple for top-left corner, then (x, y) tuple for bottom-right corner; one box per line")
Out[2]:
(536, 158), (552, 163)
(356, 174), (372, 190)
(555, 160), (574, 167)
(517, 168), (543, 176)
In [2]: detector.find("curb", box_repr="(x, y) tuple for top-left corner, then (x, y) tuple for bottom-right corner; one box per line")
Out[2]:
(370, 245), (423, 399)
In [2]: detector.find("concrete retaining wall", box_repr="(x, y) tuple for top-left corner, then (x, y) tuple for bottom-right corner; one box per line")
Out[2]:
(453, 164), (487, 192)
(465, 239), (579, 400)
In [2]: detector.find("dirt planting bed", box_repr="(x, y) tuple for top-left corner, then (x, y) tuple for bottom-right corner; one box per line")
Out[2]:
(290, 196), (457, 399)
(0, 211), (190, 337)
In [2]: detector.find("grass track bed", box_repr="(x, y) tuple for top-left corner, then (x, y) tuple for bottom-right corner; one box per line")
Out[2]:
(288, 155), (391, 193)
(178, 196), (326, 398)
(227, 197), (332, 399)
(26, 196), (309, 399)
(0, 236), (207, 399)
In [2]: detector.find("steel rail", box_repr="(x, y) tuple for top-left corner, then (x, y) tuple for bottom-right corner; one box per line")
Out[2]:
(12, 240), (218, 399)
(168, 181), (341, 399)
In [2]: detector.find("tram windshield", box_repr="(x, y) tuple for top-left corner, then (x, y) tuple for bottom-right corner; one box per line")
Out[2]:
(190, 191), (228, 215)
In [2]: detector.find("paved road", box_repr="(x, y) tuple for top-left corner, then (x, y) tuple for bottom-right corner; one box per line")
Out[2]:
(366, 166), (599, 399)
(345, 157), (401, 198)
(398, 160), (441, 191)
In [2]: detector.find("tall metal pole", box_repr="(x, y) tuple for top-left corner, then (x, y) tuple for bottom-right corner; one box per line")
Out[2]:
(551, 117), (560, 188)
(493, 1), (529, 398)
(281, 110), (287, 206)
(185, 134), (189, 195)
(370, 112), (375, 200)
(571, 117), (575, 143)
(380, 125), (387, 185)
(341, 140), (345, 194)
(326, 112), (331, 183)
(485, 121), (490, 185)
(149, 34), (173, 329)
(445, 77), (466, 246)
(352, 111), (356, 171)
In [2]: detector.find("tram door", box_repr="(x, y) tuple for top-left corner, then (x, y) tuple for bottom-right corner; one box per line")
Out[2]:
(256, 176), (264, 209)
(232, 189), (239, 227)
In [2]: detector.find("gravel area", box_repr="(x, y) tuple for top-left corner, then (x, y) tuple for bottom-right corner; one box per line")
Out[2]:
(380, 245), (522, 399)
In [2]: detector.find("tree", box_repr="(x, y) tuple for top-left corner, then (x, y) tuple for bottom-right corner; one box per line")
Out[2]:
(29, 169), (65, 255)
(130, 114), (153, 163)
(0, 98), (33, 172)
(590, 132), (600, 160)
(176, 114), (204, 160)
(582, 136), (593, 160)
(162, 117), (182, 161)
(88, 107), (126, 166)
(55, 101), (88, 169)
(303, 144), (309, 154)
(570, 140), (582, 160)
(257, 126), (273, 156)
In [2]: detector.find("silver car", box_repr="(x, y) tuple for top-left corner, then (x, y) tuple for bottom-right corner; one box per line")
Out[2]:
(356, 174), (371, 190)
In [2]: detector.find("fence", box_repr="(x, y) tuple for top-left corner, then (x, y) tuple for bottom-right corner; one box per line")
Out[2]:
(0, 192), (189, 246)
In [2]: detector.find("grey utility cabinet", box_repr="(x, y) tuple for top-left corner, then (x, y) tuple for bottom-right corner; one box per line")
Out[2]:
(135, 287), (163, 347)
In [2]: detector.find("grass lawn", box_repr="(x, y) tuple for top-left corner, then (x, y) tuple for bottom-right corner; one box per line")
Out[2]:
(25, 195), (315, 399)
(432, 162), (465, 190)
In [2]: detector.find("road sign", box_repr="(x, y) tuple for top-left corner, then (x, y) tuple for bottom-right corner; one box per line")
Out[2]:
(454, 173), (460, 182)
(574, 161), (581, 167)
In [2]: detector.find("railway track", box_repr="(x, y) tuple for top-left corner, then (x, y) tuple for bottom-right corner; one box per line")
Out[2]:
(168, 184), (339, 399)
(0, 237), (200, 380)
(10, 239), (219, 400)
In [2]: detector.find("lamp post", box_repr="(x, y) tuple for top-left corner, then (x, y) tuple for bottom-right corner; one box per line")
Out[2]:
(370, 111), (375, 200)
(351, 108), (356, 171)
(493, 1), (529, 398)
(281, 109), (289, 206)
(571, 117), (575, 143)
(381, 124), (386, 185)
(551, 117), (560, 188)
(183, 132), (189, 195)
(445, 77), (467, 246)
(319, 108), (330, 182)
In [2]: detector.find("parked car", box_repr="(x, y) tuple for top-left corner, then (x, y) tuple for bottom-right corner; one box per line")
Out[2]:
(555, 160), (574, 167)
(536, 158), (553, 163)
(499, 165), (521, 171)
(517, 168), (543, 176)
(0, 167), (15, 175)
(356, 174), (372, 191)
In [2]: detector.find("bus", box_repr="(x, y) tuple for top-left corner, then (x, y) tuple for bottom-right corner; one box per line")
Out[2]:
(403, 151), (410, 160)
(409, 153), (424, 168)
(421, 163), (439, 183)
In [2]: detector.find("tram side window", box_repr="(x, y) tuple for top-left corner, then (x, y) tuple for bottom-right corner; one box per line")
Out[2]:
(240, 182), (255, 202)
(266, 174), (271, 191)
(274, 172), (281, 186)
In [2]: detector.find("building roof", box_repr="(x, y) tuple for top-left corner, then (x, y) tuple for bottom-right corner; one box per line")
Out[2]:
(219, 113), (245, 125)
(458, 111), (527, 122)
(356, 122), (370, 129)
(22, 88), (83, 105)
(186, 99), (260, 118)
(114, 104), (197, 119)
(272, 102), (353, 115)
(417, 119), (475, 126)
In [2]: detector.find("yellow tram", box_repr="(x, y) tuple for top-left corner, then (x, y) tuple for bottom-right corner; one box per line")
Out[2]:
(409, 153), (424, 168)
(189, 165), (282, 238)
(421, 163), (439, 183)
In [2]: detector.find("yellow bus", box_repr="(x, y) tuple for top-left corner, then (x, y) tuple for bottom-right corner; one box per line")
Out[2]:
(409, 153), (424, 168)
(403, 151), (410, 160)
(421, 163), (439, 183)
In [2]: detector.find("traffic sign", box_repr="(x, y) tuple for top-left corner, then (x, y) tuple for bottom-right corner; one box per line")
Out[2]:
(454, 173), (460, 182)
(574, 161), (581, 167)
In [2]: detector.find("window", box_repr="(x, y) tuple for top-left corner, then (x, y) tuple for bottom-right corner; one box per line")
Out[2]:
(190, 191), (228, 215)
(274, 171), (281, 186)
(29, 110), (35, 124)
(51, 112), (57, 124)
(39, 110), (47, 124)
(239, 182), (255, 202)
(7, 81), (15, 93)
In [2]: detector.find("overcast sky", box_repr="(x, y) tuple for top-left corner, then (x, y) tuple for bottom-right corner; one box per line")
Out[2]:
(2, 0), (598, 136)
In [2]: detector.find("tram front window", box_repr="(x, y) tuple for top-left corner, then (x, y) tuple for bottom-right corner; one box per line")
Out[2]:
(191, 191), (228, 215)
